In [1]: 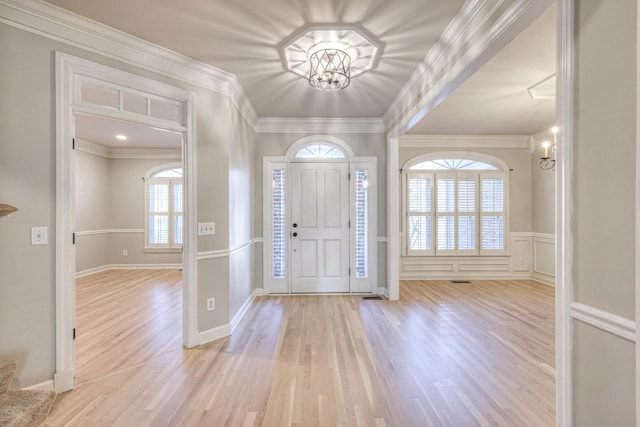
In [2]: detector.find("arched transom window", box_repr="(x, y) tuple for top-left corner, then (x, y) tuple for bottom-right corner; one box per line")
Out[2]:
(404, 154), (506, 256)
(145, 164), (183, 250)
(294, 143), (346, 159)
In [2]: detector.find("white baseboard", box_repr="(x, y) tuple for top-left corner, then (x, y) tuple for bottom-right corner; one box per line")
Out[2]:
(198, 324), (231, 346)
(22, 379), (54, 392)
(400, 272), (533, 281)
(532, 272), (556, 287)
(76, 263), (182, 278)
(254, 288), (265, 296)
(230, 289), (262, 333)
(377, 287), (390, 299)
(53, 370), (74, 393)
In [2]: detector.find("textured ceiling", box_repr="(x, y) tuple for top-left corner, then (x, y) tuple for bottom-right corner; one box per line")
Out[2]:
(44, 0), (466, 118)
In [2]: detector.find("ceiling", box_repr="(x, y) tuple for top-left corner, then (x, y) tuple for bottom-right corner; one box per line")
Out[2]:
(75, 114), (182, 149)
(45, 0), (466, 118)
(407, 5), (556, 135)
(48, 0), (556, 143)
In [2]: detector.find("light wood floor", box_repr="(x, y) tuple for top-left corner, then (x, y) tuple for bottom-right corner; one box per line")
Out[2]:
(46, 271), (555, 426)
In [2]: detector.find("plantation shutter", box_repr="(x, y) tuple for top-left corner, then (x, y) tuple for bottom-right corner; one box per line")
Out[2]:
(149, 181), (170, 245)
(436, 173), (456, 255)
(406, 173), (434, 255)
(480, 173), (506, 255)
(457, 174), (478, 255)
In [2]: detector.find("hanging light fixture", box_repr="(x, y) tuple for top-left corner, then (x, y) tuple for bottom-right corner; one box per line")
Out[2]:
(540, 126), (559, 170)
(308, 48), (351, 91)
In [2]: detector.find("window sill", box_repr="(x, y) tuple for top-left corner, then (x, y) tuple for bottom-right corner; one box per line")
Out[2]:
(144, 248), (182, 254)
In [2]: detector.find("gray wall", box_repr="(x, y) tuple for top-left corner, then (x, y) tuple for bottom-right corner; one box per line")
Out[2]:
(573, 0), (636, 424)
(0, 22), (245, 386)
(399, 146), (533, 232)
(75, 150), (182, 272)
(531, 142), (555, 235)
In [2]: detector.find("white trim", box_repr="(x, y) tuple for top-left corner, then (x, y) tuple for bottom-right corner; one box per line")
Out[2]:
(399, 135), (530, 149)
(401, 151), (510, 173)
(387, 135), (400, 301)
(637, 0), (640, 420)
(255, 118), (385, 134)
(53, 370), (73, 393)
(197, 238), (262, 261)
(76, 264), (182, 278)
(75, 229), (144, 236)
(383, 0), (554, 132)
(0, 0), (257, 127)
(377, 287), (390, 299)
(230, 288), (262, 333)
(571, 303), (636, 343)
(198, 324), (231, 345)
(376, 237), (388, 243)
(532, 272), (555, 287)
(532, 232), (555, 240)
(75, 139), (180, 159)
(55, 53), (199, 392)
(22, 380), (54, 392)
(557, 1), (574, 425)
(284, 135), (356, 162)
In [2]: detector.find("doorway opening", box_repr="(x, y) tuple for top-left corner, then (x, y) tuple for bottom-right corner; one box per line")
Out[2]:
(55, 53), (198, 392)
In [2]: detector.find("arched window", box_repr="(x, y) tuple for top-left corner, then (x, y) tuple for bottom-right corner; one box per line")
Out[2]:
(145, 164), (183, 250)
(294, 143), (346, 159)
(403, 153), (507, 256)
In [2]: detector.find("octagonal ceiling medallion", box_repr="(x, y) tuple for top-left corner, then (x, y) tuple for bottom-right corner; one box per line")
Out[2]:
(279, 25), (381, 81)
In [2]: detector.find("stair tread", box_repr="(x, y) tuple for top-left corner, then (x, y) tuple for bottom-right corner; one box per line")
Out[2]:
(0, 360), (17, 395)
(0, 390), (56, 427)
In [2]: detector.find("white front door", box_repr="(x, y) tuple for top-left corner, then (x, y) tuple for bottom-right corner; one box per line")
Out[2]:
(290, 162), (350, 293)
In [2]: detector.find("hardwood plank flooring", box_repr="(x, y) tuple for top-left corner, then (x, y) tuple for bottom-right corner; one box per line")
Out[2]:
(46, 274), (555, 426)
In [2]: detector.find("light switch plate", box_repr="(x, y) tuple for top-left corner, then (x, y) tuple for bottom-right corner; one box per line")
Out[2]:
(198, 222), (215, 236)
(31, 226), (48, 245)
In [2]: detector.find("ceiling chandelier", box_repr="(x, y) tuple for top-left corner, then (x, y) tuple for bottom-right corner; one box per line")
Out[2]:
(308, 48), (351, 91)
(540, 126), (559, 170)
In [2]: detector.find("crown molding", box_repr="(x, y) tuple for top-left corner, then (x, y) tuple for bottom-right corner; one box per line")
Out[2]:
(0, 0), (257, 127)
(399, 134), (530, 149)
(255, 118), (386, 134)
(75, 139), (181, 159)
(383, 0), (555, 133)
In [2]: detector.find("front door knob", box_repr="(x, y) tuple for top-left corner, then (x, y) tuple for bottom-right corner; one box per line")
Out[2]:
(293, 223), (298, 228)
(293, 232), (298, 237)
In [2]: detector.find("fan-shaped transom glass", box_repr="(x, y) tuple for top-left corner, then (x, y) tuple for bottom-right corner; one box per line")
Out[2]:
(409, 159), (497, 171)
(294, 144), (346, 159)
(152, 168), (182, 178)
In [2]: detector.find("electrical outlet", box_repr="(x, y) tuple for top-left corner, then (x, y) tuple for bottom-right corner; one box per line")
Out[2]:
(206, 298), (215, 311)
(31, 227), (48, 245)
(123, 249), (128, 256)
(198, 222), (215, 236)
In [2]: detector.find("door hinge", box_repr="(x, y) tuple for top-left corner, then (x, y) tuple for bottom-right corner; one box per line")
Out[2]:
(348, 220), (351, 228)
(72, 138), (75, 149)
(348, 172), (351, 180)
(349, 268), (351, 275)
(73, 328), (76, 340)
(72, 233), (76, 244)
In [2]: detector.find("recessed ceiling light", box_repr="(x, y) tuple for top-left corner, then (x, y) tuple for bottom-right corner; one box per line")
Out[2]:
(116, 134), (128, 140)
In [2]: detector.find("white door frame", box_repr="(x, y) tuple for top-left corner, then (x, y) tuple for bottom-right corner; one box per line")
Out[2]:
(263, 136), (377, 295)
(54, 53), (199, 392)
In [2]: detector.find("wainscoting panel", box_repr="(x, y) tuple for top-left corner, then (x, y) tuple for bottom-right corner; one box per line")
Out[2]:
(532, 233), (555, 286)
(399, 232), (556, 282)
